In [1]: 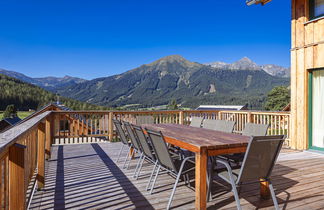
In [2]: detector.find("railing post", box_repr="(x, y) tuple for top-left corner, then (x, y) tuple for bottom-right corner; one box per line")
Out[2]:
(45, 116), (52, 160)
(9, 143), (26, 210)
(218, 111), (222, 120)
(179, 111), (184, 125)
(37, 122), (45, 190)
(108, 112), (114, 141)
(247, 111), (253, 123)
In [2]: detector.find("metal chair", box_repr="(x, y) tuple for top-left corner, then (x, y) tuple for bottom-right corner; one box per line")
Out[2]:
(123, 121), (143, 170)
(242, 123), (269, 136)
(208, 135), (285, 210)
(202, 119), (236, 133)
(132, 124), (157, 184)
(136, 115), (154, 125)
(113, 119), (131, 163)
(189, 116), (204, 128)
(145, 128), (195, 210)
(223, 123), (270, 165)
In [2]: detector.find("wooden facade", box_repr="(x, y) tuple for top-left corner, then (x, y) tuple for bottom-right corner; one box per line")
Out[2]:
(291, 0), (324, 150)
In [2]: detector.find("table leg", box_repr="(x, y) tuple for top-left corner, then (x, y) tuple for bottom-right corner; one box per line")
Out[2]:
(195, 148), (207, 210)
(260, 179), (270, 199)
(130, 147), (135, 159)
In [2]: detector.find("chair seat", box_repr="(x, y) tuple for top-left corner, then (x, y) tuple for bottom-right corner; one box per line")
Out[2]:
(216, 167), (240, 183)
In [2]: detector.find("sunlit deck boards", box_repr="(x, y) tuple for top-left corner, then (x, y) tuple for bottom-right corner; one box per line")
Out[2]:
(30, 142), (324, 210)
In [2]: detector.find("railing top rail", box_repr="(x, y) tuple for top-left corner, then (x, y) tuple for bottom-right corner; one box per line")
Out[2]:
(52, 110), (290, 115)
(52, 110), (182, 114)
(0, 111), (52, 154)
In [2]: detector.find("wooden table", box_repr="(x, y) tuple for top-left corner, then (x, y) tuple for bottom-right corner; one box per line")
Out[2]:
(143, 124), (251, 210)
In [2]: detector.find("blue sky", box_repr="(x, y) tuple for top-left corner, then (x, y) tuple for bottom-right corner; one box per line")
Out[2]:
(0, 0), (291, 79)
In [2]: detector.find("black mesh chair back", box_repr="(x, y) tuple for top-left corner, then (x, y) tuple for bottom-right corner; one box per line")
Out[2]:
(132, 125), (155, 161)
(136, 115), (154, 125)
(145, 128), (177, 172)
(202, 119), (236, 133)
(242, 123), (269, 136)
(123, 121), (141, 151)
(190, 116), (204, 128)
(237, 135), (285, 183)
(113, 119), (129, 145)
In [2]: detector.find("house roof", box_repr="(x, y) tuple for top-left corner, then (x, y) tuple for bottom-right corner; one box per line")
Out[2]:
(196, 105), (248, 111)
(246, 0), (272, 6)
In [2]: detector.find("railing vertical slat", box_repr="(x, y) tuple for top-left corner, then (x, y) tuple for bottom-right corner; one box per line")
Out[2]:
(37, 123), (45, 190)
(9, 143), (26, 210)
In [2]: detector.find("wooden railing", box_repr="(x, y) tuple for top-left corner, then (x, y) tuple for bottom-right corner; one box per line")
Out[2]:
(0, 111), (52, 210)
(0, 108), (291, 209)
(51, 110), (291, 147)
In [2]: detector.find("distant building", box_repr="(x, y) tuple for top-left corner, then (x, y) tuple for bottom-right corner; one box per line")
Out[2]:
(196, 105), (248, 111)
(0, 116), (21, 133)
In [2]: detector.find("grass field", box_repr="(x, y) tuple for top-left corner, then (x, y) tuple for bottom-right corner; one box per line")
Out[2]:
(0, 111), (33, 120)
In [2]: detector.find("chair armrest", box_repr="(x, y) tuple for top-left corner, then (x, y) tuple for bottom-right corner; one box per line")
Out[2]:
(216, 159), (239, 185)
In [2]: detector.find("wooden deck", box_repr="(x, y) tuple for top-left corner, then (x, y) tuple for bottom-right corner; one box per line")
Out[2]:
(30, 142), (324, 210)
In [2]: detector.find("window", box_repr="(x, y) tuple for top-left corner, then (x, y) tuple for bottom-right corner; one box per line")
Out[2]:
(310, 0), (324, 20)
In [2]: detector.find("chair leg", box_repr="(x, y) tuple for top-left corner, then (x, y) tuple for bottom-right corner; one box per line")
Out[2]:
(116, 144), (124, 162)
(146, 160), (158, 191)
(122, 146), (132, 168)
(133, 152), (143, 178)
(232, 186), (242, 210)
(226, 171), (241, 210)
(269, 183), (280, 210)
(186, 174), (190, 186)
(167, 171), (182, 210)
(150, 165), (161, 194)
(135, 156), (146, 179)
(207, 157), (215, 201)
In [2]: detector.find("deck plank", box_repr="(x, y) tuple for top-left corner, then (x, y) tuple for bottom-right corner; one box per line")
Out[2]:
(30, 142), (324, 210)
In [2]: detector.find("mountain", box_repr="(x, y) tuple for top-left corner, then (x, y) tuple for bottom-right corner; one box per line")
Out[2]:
(0, 73), (107, 111)
(0, 68), (86, 91)
(56, 55), (290, 109)
(205, 57), (290, 77)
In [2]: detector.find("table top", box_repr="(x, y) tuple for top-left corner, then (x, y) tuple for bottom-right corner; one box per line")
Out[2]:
(143, 124), (250, 153)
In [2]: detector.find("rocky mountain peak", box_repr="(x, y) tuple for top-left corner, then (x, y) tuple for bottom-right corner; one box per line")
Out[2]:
(230, 57), (261, 70)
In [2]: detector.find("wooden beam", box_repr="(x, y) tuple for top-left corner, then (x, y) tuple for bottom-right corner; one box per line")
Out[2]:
(195, 147), (207, 210)
(179, 111), (184, 125)
(9, 143), (26, 210)
(45, 117), (52, 160)
(37, 123), (45, 190)
(108, 112), (114, 141)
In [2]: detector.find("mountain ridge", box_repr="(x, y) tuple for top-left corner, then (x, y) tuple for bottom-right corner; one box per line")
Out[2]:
(0, 68), (87, 91)
(55, 55), (289, 109)
(205, 57), (290, 77)
(1, 55), (290, 109)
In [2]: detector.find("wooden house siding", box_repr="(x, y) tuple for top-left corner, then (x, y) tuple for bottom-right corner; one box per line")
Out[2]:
(291, 0), (324, 150)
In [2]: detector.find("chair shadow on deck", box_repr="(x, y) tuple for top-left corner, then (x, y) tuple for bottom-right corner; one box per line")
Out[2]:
(207, 163), (319, 209)
(90, 143), (154, 209)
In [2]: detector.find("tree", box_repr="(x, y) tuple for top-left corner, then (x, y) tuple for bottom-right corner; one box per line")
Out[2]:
(2, 104), (18, 119)
(264, 86), (290, 111)
(168, 99), (178, 110)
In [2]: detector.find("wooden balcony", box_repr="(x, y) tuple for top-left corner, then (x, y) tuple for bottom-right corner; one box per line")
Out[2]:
(1, 106), (315, 210)
(29, 142), (324, 209)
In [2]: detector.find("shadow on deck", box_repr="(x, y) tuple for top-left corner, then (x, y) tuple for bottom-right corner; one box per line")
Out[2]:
(30, 142), (324, 210)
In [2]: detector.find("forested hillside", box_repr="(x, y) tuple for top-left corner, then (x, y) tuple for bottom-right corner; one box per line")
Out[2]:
(0, 74), (108, 111)
(57, 55), (290, 109)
